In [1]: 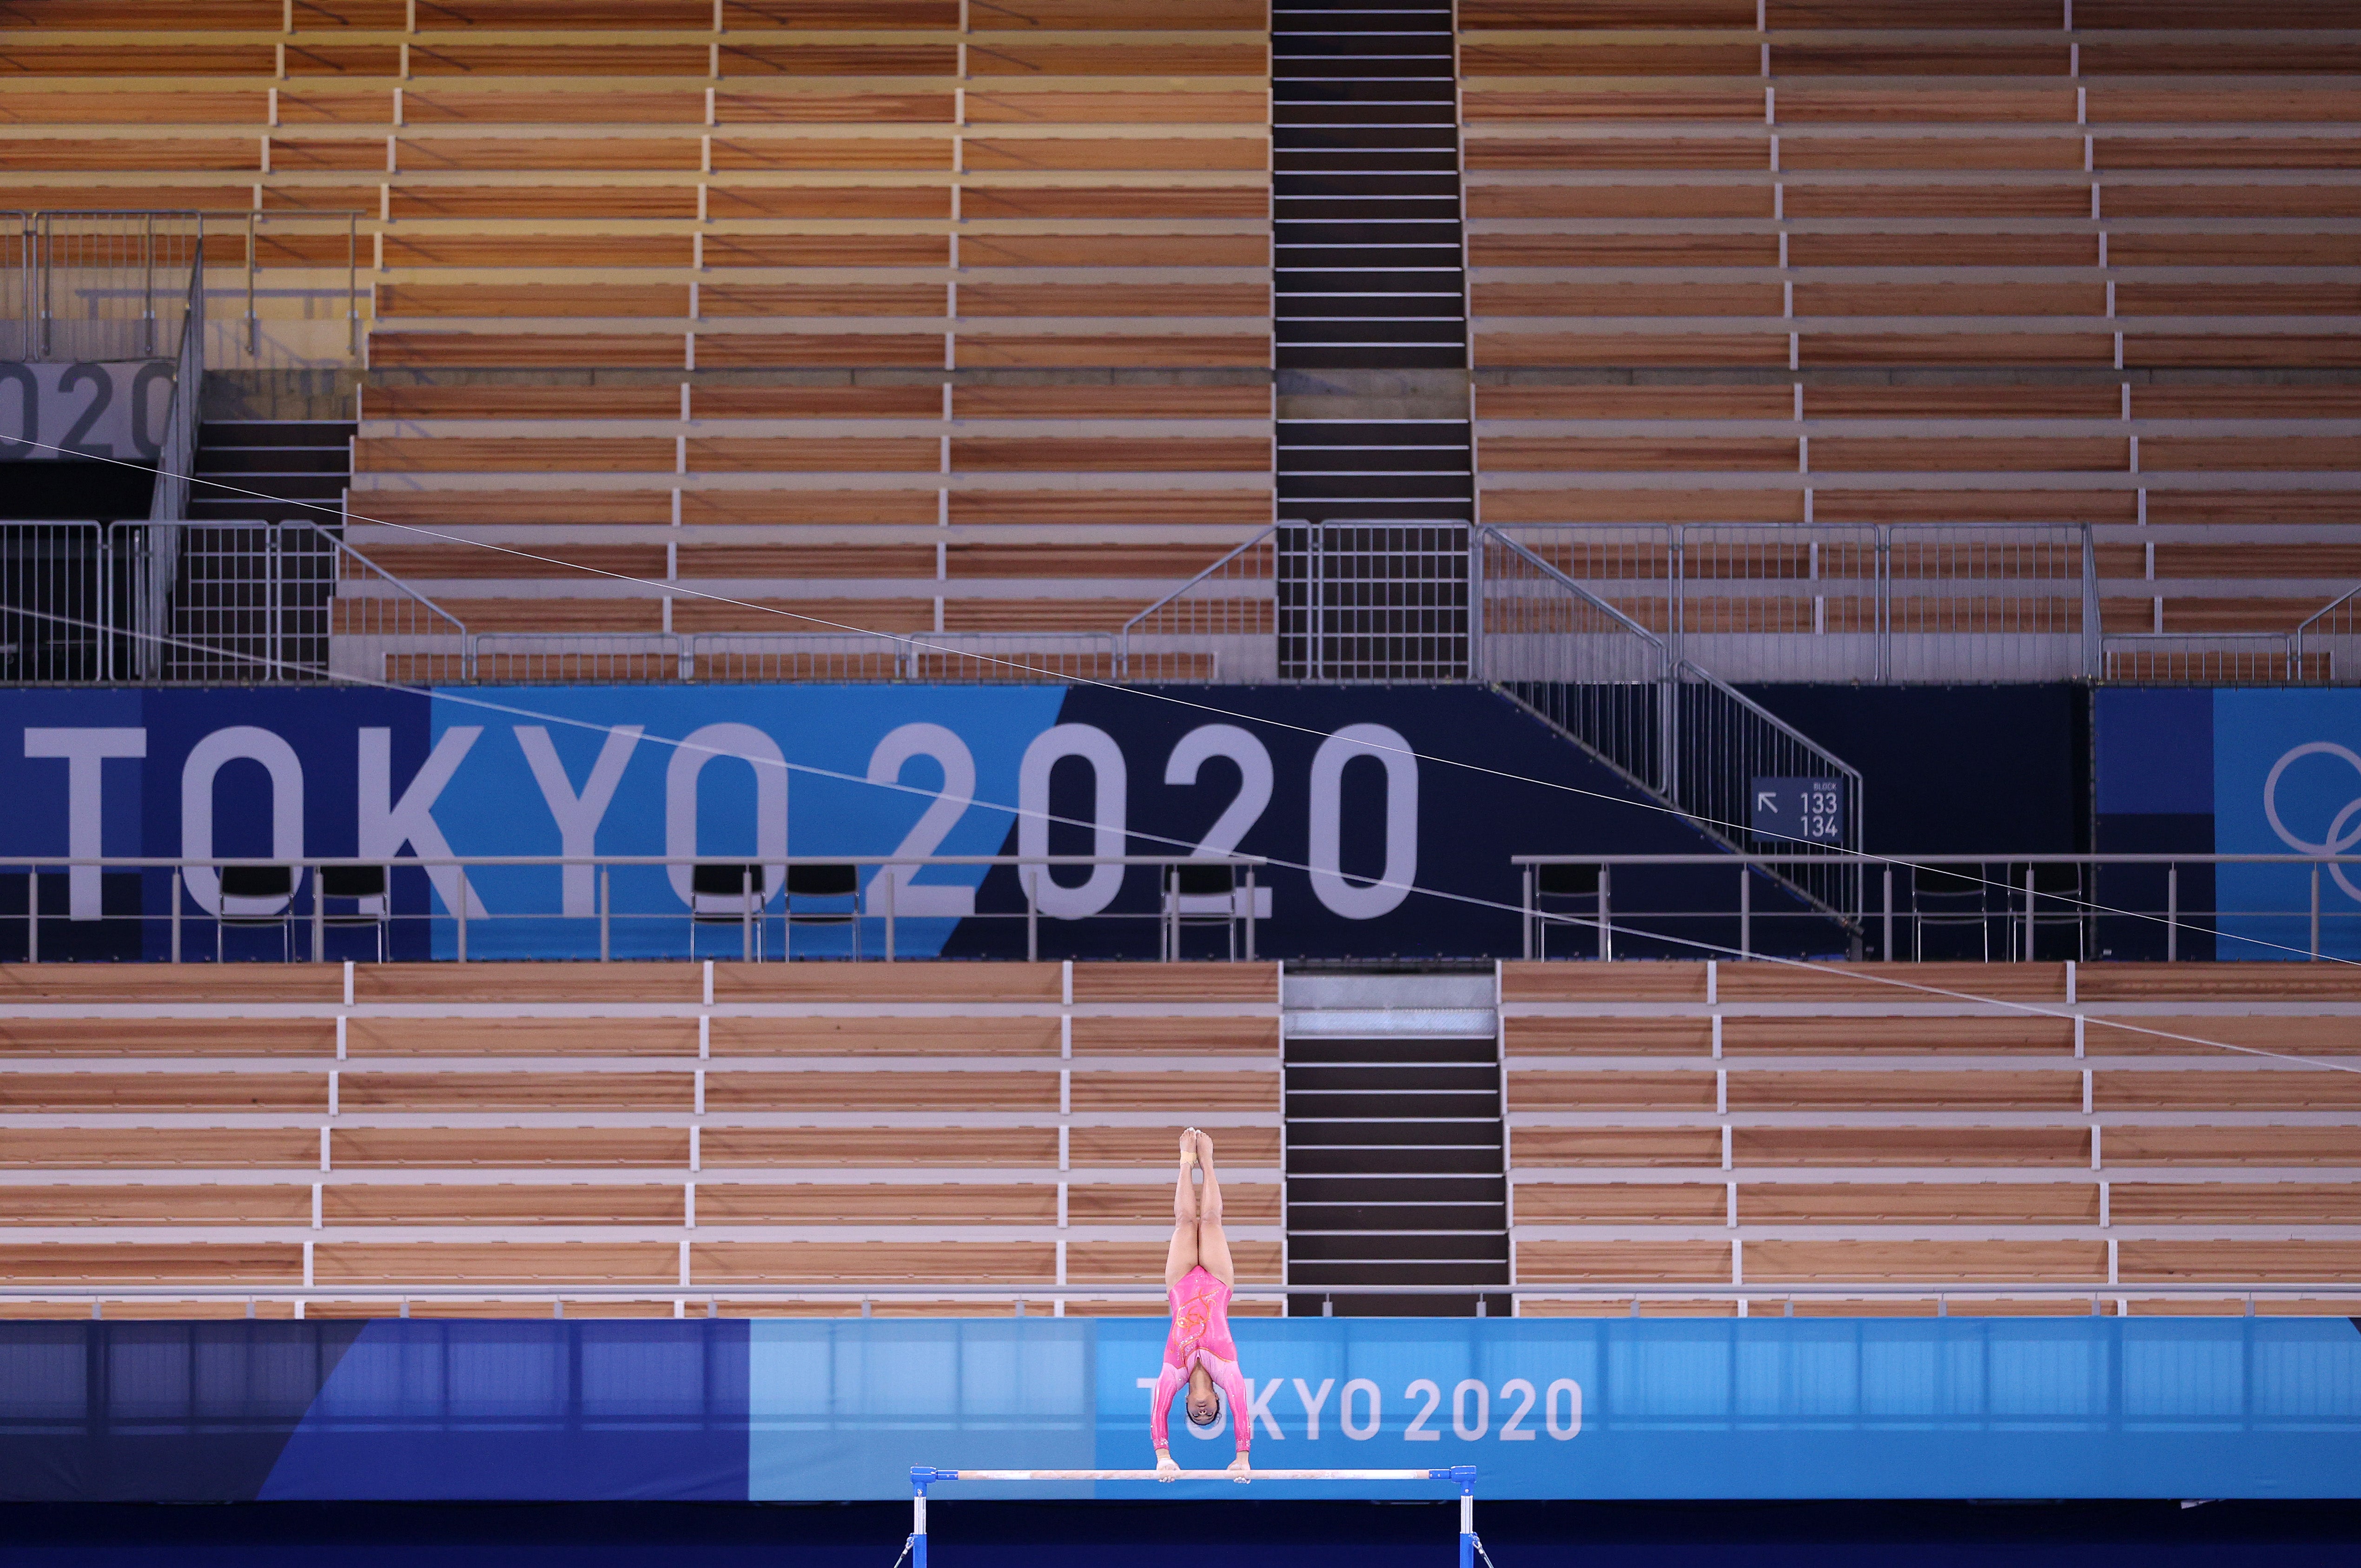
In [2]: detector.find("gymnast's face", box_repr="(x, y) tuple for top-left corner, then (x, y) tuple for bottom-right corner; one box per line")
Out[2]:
(1185, 1365), (1220, 1427)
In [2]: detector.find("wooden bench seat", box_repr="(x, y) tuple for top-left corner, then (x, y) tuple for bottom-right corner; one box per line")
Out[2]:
(1071, 962), (1276, 1005)
(352, 963), (701, 1003)
(1726, 1129), (2094, 1167)
(344, 1019), (700, 1057)
(693, 1183), (1055, 1225)
(317, 1184), (685, 1225)
(0, 1020), (337, 1057)
(0, 965), (340, 1003)
(0, 1244), (304, 1285)
(690, 1240), (1055, 1285)
(339, 1071), (694, 1113)
(1746, 1240), (2107, 1285)
(2103, 1127), (2361, 1166)
(703, 1070), (1058, 1113)
(330, 1128), (689, 1168)
(708, 1017), (1061, 1056)
(712, 961), (1062, 1003)
(0, 1185), (315, 1225)
(0, 1073), (327, 1113)
(315, 1241), (678, 1285)
(1067, 1017), (1277, 1055)
(1735, 1182), (2103, 1225)
(1069, 1069), (1278, 1114)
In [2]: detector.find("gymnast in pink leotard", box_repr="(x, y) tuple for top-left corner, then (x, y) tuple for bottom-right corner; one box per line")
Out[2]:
(1152, 1127), (1252, 1482)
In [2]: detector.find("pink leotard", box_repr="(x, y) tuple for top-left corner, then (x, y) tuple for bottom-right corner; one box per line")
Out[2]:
(1150, 1265), (1251, 1456)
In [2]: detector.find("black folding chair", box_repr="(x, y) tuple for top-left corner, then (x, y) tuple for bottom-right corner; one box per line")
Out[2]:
(784, 863), (861, 960)
(1911, 866), (1990, 961)
(1534, 862), (1606, 959)
(690, 862), (770, 960)
(2011, 861), (2087, 962)
(1162, 862), (1243, 961)
(321, 864), (390, 963)
(218, 864), (296, 962)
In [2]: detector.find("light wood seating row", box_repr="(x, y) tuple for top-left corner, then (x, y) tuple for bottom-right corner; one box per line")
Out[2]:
(0, 47), (1270, 81)
(353, 438), (1271, 475)
(0, 1125), (1284, 1170)
(366, 333), (1271, 369)
(1485, 389), (2361, 423)
(0, 1239), (1287, 1287)
(360, 385), (1272, 420)
(1514, 1127), (2357, 1170)
(1506, 1014), (2361, 1057)
(1515, 1240), (2361, 1287)
(343, 490), (1273, 527)
(0, 959), (1276, 1003)
(0, 1181), (1284, 1225)
(2, 0), (1270, 33)
(1515, 1181), (2361, 1225)
(0, 1068), (1282, 1113)
(1481, 490), (2361, 528)
(3, 136), (1275, 175)
(1501, 961), (2361, 1004)
(20, 1174), (2355, 1232)
(2, 1016), (1280, 1056)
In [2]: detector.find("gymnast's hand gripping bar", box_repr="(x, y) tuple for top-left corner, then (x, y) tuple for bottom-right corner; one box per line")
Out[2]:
(908, 1467), (1480, 1568)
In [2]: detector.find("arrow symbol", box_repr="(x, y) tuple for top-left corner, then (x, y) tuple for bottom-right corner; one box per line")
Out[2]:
(1755, 791), (1777, 812)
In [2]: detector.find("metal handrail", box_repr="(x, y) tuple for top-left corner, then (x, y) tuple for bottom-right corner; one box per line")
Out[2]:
(1481, 528), (1669, 656)
(3, 1281), (2349, 1306)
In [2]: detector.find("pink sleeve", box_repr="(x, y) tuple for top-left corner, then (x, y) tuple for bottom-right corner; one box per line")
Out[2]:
(1211, 1360), (1253, 1454)
(1148, 1363), (1185, 1452)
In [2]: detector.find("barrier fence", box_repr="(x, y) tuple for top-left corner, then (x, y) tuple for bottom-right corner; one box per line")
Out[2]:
(1515, 851), (2361, 963)
(3, 208), (361, 363)
(0, 854), (1264, 964)
(10, 850), (2358, 964)
(0, 1281), (2350, 1318)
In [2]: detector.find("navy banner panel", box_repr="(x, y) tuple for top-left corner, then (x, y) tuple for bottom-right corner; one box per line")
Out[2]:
(0, 683), (1807, 962)
(4, 1318), (2358, 1502)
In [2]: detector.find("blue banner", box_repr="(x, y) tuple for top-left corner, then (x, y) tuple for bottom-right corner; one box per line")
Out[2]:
(6, 1318), (2357, 1502)
(2094, 686), (2361, 961)
(0, 683), (1765, 962)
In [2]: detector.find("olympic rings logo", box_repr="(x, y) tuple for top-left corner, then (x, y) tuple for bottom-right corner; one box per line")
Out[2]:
(2262, 741), (2361, 903)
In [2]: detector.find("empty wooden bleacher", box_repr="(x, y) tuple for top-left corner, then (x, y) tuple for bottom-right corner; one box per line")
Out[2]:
(1501, 959), (2361, 1316)
(1462, 2), (2361, 660)
(0, 958), (1282, 1318)
(0, 0), (1274, 663)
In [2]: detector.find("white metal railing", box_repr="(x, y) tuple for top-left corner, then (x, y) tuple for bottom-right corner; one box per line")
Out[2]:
(1, 1281), (2348, 1318)
(1495, 522), (2100, 683)
(0, 519), (466, 685)
(0, 853), (1265, 965)
(24, 210), (203, 363)
(1514, 850), (2361, 964)
(1479, 531), (1865, 934)
(1118, 527), (1276, 683)
(6, 208), (362, 363)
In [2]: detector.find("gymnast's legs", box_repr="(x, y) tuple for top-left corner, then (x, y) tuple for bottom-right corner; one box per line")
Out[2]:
(1192, 1129), (1236, 1289)
(1166, 1127), (1201, 1287)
